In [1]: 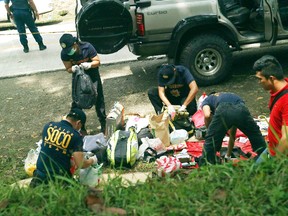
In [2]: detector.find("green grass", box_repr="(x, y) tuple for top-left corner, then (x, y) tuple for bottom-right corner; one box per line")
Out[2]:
(0, 158), (287, 215)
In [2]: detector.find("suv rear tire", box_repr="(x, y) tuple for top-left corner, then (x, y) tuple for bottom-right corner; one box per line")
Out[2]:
(180, 34), (232, 86)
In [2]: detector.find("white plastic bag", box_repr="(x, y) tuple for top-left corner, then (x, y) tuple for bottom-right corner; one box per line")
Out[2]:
(24, 149), (39, 177)
(83, 133), (107, 152)
(170, 129), (188, 145)
(79, 163), (103, 187)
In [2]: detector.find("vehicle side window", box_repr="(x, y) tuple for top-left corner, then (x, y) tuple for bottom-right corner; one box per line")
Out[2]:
(278, 0), (288, 29)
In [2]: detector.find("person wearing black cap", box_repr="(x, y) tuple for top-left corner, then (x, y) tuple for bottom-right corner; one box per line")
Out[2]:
(4, 0), (47, 53)
(59, 33), (107, 134)
(199, 92), (266, 165)
(148, 64), (198, 118)
(30, 108), (98, 187)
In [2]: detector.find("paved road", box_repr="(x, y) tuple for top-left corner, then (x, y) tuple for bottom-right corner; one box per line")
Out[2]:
(0, 21), (139, 78)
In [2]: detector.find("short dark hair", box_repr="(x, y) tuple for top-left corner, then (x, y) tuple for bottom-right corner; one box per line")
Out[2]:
(253, 55), (284, 79)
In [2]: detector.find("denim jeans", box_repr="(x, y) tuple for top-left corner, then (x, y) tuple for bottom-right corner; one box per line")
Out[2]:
(13, 9), (43, 46)
(203, 102), (266, 164)
(255, 148), (271, 164)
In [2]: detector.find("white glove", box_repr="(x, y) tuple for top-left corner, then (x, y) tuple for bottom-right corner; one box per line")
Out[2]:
(167, 105), (176, 120)
(178, 105), (187, 112)
(81, 62), (92, 70)
(90, 155), (98, 165)
(71, 65), (79, 73)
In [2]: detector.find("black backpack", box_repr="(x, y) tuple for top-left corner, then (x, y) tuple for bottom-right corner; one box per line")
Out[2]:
(72, 66), (97, 109)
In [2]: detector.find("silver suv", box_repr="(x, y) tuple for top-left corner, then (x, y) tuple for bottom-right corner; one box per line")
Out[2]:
(76, 0), (288, 86)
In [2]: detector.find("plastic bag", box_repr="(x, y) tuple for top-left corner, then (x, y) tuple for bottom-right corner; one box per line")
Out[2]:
(79, 163), (103, 187)
(155, 156), (182, 177)
(24, 149), (39, 177)
(149, 112), (170, 147)
(83, 133), (108, 164)
(170, 129), (188, 145)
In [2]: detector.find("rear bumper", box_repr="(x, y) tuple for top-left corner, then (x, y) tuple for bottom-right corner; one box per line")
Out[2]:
(128, 41), (169, 57)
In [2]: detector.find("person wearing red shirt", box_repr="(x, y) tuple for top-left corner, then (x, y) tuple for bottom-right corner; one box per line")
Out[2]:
(253, 55), (288, 161)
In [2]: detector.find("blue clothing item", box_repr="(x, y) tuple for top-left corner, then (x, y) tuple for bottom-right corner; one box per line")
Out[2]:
(4, 0), (29, 10)
(13, 9), (43, 46)
(61, 42), (97, 63)
(35, 120), (83, 177)
(200, 93), (266, 165)
(255, 148), (271, 164)
(61, 42), (107, 125)
(149, 65), (197, 116)
(158, 65), (195, 98)
(201, 92), (244, 114)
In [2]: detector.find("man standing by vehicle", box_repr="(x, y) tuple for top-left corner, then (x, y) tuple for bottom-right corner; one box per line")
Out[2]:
(148, 64), (198, 119)
(253, 55), (288, 160)
(30, 108), (98, 187)
(4, 0), (47, 53)
(59, 33), (107, 134)
(199, 92), (266, 165)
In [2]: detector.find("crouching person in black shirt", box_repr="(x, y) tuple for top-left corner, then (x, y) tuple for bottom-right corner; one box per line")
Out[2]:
(30, 108), (97, 188)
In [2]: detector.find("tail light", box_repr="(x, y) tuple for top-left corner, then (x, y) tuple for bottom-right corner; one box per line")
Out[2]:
(136, 13), (145, 36)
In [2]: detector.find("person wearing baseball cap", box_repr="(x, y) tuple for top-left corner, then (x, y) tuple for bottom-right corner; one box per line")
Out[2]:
(59, 33), (107, 134)
(148, 64), (199, 119)
(30, 108), (98, 187)
(59, 33), (78, 55)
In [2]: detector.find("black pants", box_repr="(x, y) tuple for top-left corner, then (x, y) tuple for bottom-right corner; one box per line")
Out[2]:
(72, 68), (107, 126)
(200, 102), (266, 165)
(148, 87), (197, 116)
(30, 169), (73, 188)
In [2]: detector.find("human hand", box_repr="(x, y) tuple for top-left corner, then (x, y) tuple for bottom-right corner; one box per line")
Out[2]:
(71, 65), (79, 73)
(178, 105), (187, 112)
(81, 62), (92, 70)
(90, 155), (98, 165)
(167, 105), (176, 120)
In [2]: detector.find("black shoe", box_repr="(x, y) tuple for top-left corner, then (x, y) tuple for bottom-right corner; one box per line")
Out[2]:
(23, 45), (29, 53)
(38, 42), (47, 51)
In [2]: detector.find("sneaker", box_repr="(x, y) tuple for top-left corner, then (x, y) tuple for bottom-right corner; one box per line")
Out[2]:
(23, 45), (29, 53)
(38, 42), (47, 51)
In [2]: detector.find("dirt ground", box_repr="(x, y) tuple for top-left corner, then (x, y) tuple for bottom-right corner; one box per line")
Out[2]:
(1, 0), (288, 183)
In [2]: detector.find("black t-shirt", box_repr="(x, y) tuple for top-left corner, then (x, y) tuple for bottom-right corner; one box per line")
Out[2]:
(60, 41), (97, 65)
(201, 92), (244, 114)
(36, 120), (83, 176)
(158, 65), (195, 98)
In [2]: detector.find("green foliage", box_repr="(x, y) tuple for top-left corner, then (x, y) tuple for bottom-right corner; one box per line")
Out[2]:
(2, 158), (286, 215)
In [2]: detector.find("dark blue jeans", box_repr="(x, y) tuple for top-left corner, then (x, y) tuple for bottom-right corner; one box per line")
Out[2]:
(13, 9), (43, 46)
(202, 102), (266, 164)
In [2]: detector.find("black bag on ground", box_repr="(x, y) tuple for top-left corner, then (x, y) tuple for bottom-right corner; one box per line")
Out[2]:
(107, 127), (139, 169)
(72, 66), (97, 109)
(83, 134), (108, 165)
(170, 113), (195, 137)
(137, 128), (154, 145)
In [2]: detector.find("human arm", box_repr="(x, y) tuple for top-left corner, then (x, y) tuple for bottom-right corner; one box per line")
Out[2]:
(158, 86), (171, 107)
(81, 55), (101, 70)
(62, 60), (76, 74)
(72, 151), (97, 169)
(181, 80), (198, 108)
(4, 1), (13, 19)
(28, 0), (39, 20)
(202, 105), (212, 128)
(226, 126), (237, 158)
